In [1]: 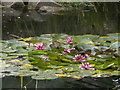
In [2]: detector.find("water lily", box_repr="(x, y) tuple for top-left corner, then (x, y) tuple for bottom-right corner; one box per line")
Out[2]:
(35, 46), (46, 50)
(84, 54), (90, 58)
(73, 54), (85, 61)
(29, 43), (34, 46)
(30, 42), (43, 47)
(40, 57), (48, 61)
(65, 39), (73, 44)
(34, 42), (43, 47)
(63, 48), (75, 54)
(30, 42), (46, 50)
(79, 63), (94, 70)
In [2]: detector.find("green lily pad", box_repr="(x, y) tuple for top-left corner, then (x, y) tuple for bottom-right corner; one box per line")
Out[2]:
(31, 70), (58, 80)
(29, 50), (48, 55)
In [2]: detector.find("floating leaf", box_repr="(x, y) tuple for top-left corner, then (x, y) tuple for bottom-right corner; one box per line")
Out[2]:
(31, 70), (58, 80)
(29, 50), (48, 55)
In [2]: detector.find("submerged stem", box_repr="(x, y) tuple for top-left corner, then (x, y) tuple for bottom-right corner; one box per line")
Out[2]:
(23, 79), (33, 88)
(35, 80), (38, 89)
(20, 76), (23, 89)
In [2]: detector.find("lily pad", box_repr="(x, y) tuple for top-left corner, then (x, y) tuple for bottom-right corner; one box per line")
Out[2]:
(31, 70), (58, 80)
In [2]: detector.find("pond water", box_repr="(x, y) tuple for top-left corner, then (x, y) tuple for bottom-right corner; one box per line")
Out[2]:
(2, 76), (120, 88)
(2, 3), (118, 40)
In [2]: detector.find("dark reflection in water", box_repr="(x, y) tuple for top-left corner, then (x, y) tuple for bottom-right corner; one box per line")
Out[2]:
(2, 75), (120, 88)
(2, 3), (118, 40)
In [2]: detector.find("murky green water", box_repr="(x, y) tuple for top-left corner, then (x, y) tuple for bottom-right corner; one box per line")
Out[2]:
(2, 3), (118, 40)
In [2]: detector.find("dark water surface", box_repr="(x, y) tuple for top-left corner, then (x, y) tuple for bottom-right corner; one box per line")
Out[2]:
(2, 3), (119, 40)
(2, 75), (120, 88)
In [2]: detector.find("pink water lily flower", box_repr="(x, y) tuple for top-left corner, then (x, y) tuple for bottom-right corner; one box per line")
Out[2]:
(65, 39), (73, 44)
(84, 54), (90, 58)
(34, 42), (43, 47)
(63, 48), (75, 54)
(35, 46), (46, 50)
(79, 63), (94, 70)
(30, 42), (43, 47)
(40, 57), (48, 61)
(29, 43), (34, 46)
(73, 54), (85, 61)
(30, 42), (46, 50)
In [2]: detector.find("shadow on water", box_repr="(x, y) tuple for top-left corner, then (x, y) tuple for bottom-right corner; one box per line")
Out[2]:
(2, 75), (120, 89)
(2, 2), (119, 40)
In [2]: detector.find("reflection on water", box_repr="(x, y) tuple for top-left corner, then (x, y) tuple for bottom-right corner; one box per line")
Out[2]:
(2, 3), (118, 40)
(2, 76), (120, 88)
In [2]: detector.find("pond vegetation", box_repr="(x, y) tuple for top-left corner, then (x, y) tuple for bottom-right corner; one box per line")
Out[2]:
(1, 33), (120, 80)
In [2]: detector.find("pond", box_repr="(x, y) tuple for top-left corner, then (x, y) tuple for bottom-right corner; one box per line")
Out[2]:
(1, 2), (120, 89)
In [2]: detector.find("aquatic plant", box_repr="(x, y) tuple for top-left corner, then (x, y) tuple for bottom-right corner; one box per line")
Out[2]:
(73, 54), (85, 61)
(30, 42), (46, 50)
(79, 63), (94, 70)
(0, 33), (120, 80)
(63, 48), (75, 54)
(65, 39), (73, 44)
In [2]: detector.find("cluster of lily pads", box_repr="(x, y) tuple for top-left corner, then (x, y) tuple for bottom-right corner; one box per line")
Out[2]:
(0, 33), (120, 80)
